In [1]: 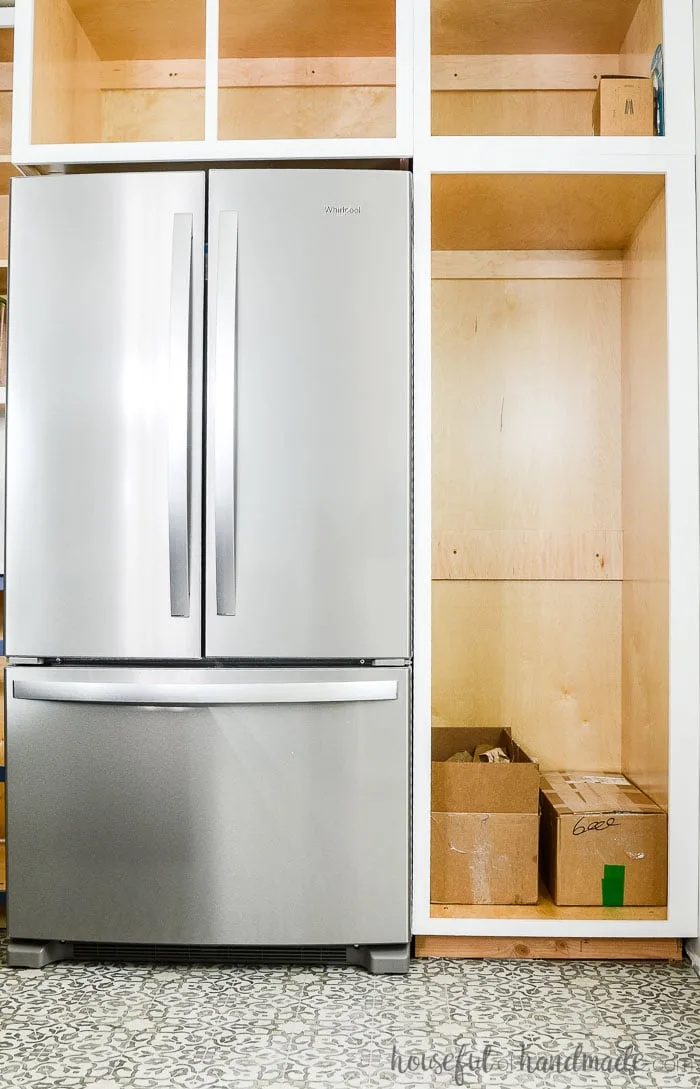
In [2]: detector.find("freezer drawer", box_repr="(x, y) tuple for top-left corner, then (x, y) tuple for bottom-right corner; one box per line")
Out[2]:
(6, 667), (410, 946)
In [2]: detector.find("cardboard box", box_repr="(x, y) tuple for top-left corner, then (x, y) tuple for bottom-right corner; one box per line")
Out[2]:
(540, 773), (667, 906)
(431, 727), (539, 905)
(594, 76), (654, 136)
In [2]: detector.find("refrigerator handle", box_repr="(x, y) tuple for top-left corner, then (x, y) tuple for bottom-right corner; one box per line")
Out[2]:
(13, 679), (399, 706)
(168, 213), (193, 618)
(213, 210), (238, 616)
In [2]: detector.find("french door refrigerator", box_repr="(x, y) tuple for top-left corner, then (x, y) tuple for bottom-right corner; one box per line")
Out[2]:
(4, 169), (411, 973)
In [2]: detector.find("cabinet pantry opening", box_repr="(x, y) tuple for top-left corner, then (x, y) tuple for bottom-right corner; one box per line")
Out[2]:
(431, 173), (669, 921)
(431, 0), (663, 136)
(218, 0), (396, 140)
(31, 0), (206, 144)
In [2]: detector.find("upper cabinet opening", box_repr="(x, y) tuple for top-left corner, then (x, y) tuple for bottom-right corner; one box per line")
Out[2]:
(31, 0), (206, 144)
(218, 0), (396, 140)
(431, 0), (664, 136)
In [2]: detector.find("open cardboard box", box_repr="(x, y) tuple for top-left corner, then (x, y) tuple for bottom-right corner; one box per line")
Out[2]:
(431, 727), (539, 905)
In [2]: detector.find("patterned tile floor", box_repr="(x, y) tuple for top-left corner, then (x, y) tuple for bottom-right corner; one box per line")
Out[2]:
(0, 946), (699, 1088)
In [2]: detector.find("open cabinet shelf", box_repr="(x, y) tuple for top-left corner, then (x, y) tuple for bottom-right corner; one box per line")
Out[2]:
(31, 0), (207, 144)
(218, 0), (396, 140)
(427, 169), (683, 928)
(431, 0), (663, 136)
(25, 0), (399, 149)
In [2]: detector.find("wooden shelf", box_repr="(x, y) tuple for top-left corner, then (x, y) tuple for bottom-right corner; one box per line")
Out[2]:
(431, 881), (667, 921)
(431, 0), (662, 137)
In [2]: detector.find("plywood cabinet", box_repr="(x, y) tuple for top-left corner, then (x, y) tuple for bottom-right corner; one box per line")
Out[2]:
(12, 0), (409, 160)
(432, 0), (662, 136)
(413, 159), (699, 939)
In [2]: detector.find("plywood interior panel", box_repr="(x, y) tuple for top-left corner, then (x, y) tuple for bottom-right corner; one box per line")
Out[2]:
(0, 28), (12, 64)
(432, 278), (622, 565)
(102, 89), (204, 141)
(432, 250), (624, 279)
(100, 60), (206, 89)
(432, 54), (619, 92)
(432, 175), (665, 251)
(621, 0), (663, 74)
(432, 0), (644, 56)
(218, 87), (395, 140)
(620, 192), (668, 808)
(432, 89), (597, 137)
(220, 0), (395, 59)
(435, 530), (623, 581)
(0, 94), (11, 158)
(431, 580), (623, 771)
(33, 0), (101, 144)
(66, 0), (205, 60)
(0, 194), (8, 263)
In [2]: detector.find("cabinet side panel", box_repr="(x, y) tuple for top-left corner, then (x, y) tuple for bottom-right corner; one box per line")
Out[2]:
(620, 0), (663, 75)
(621, 192), (669, 809)
(32, 0), (101, 144)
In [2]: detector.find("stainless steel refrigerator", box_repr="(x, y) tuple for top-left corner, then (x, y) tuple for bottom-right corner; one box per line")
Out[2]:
(4, 169), (411, 973)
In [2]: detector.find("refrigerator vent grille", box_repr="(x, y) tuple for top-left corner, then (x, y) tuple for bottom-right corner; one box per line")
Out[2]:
(71, 942), (349, 967)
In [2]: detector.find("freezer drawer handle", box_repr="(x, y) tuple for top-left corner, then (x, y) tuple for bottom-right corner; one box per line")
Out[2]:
(213, 210), (239, 616)
(13, 680), (399, 706)
(168, 212), (193, 618)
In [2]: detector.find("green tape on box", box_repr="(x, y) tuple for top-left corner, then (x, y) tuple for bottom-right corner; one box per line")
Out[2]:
(601, 864), (625, 906)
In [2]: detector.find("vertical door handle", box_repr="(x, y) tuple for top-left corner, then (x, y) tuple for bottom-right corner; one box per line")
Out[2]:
(213, 211), (238, 616)
(168, 213), (193, 618)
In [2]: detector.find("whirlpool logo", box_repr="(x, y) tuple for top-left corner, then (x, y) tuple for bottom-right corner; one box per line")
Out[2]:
(324, 204), (362, 216)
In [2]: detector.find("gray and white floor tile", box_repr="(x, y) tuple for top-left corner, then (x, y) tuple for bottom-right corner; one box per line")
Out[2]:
(0, 943), (700, 1086)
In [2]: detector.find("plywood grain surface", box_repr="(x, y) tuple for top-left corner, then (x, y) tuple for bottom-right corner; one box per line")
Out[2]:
(432, 0), (643, 56)
(220, 0), (395, 59)
(432, 278), (622, 552)
(432, 89), (597, 136)
(67, 0), (206, 60)
(432, 175), (665, 251)
(218, 86), (395, 139)
(102, 89), (204, 141)
(431, 580), (622, 772)
(620, 192), (668, 809)
(33, 0), (102, 143)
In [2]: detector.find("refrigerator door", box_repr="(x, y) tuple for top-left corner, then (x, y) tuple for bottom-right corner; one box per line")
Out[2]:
(7, 665), (410, 946)
(206, 170), (411, 659)
(6, 172), (205, 659)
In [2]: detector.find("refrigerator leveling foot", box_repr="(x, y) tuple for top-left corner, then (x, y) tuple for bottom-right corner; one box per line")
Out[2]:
(346, 943), (411, 975)
(6, 940), (74, 968)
